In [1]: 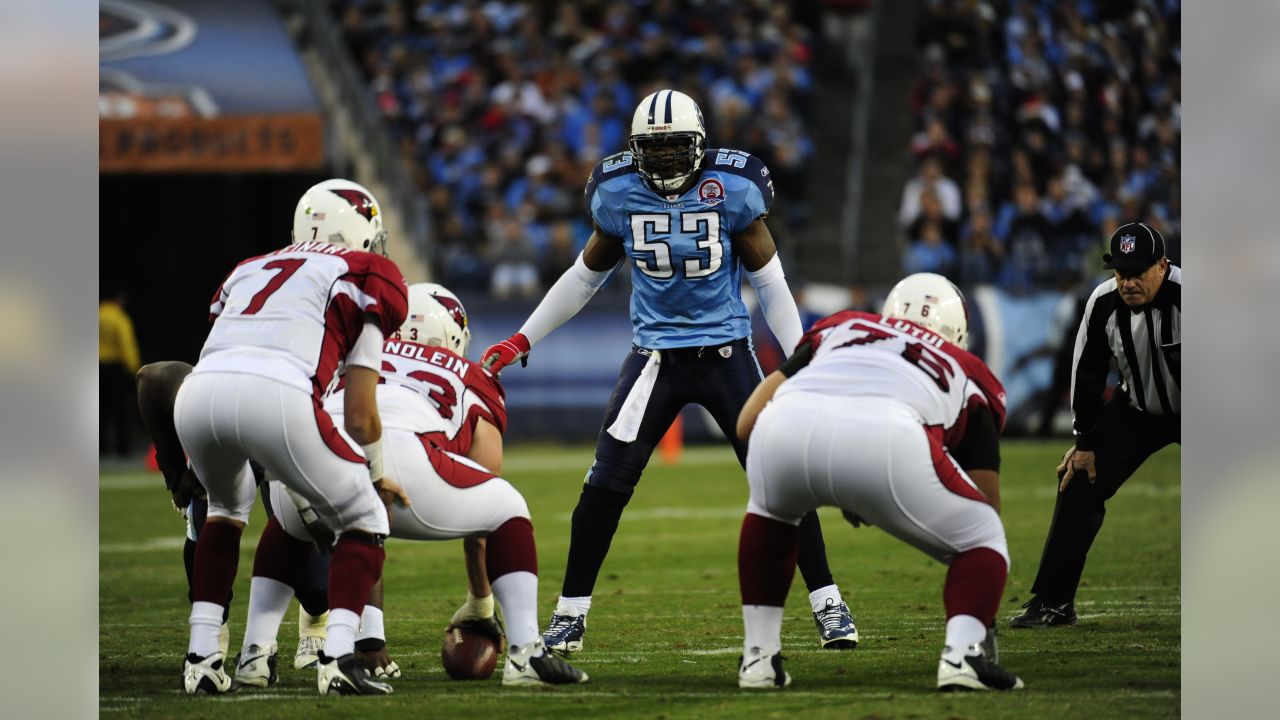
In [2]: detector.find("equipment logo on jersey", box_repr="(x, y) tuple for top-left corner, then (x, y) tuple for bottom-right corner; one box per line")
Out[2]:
(329, 188), (379, 221)
(698, 178), (725, 206)
(1119, 234), (1136, 253)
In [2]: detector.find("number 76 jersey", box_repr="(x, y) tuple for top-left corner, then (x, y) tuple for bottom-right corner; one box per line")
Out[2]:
(778, 311), (1008, 445)
(585, 147), (775, 349)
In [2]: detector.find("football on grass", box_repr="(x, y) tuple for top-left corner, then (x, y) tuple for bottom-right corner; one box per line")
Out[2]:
(441, 624), (499, 680)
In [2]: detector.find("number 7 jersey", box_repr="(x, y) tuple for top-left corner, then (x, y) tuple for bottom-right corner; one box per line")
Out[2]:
(779, 311), (1008, 446)
(585, 147), (775, 349)
(194, 241), (408, 397)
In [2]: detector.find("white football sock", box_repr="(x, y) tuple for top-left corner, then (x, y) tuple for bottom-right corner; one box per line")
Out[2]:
(356, 605), (384, 643)
(323, 608), (360, 658)
(742, 605), (784, 656)
(494, 571), (540, 652)
(188, 601), (225, 658)
(808, 584), (844, 613)
(298, 607), (327, 637)
(556, 595), (591, 617)
(942, 614), (987, 662)
(242, 577), (292, 651)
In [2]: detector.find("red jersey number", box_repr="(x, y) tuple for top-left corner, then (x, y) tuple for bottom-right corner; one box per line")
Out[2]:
(242, 259), (306, 315)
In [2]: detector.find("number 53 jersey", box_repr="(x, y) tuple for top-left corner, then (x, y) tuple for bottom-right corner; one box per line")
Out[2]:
(780, 311), (1008, 446)
(194, 241), (408, 397)
(586, 147), (775, 349)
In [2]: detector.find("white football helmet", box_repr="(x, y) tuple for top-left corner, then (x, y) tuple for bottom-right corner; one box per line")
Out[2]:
(628, 89), (706, 194)
(292, 178), (388, 255)
(881, 272), (970, 349)
(401, 283), (471, 356)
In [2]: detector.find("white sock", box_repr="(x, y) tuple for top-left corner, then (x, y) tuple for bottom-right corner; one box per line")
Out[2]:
(323, 608), (361, 658)
(742, 605), (784, 656)
(556, 595), (591, 617)
(188, 601), (225, 657)
(494, 571), (540, 651)
(242, 577), (293, 651)
(298, 607), (327, 636)
(808, 584), (843, 613)
(943, 614), (987, 662)
(356, 605), (385, 643)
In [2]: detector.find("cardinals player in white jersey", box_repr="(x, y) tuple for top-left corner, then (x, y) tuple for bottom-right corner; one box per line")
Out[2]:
(258, 283), (588, 687)
(733, 273), (1025, 692)
(175, 179), (408, 696)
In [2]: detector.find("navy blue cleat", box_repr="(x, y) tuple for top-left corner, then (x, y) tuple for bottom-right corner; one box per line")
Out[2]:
(542, 610), (587, 655)
(813, 598), (859, 649)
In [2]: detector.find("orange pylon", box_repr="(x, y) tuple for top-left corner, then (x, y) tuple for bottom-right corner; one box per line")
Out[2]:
(658, 414), (684, 465)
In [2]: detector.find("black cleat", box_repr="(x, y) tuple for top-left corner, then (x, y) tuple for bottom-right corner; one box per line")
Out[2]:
(1009, 597), (1077, 629)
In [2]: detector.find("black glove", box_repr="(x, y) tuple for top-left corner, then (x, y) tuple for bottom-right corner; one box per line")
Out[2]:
(168, 467), (206, 513)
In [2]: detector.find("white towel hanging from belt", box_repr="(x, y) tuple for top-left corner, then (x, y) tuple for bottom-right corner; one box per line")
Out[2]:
(606, 350), (662, 443)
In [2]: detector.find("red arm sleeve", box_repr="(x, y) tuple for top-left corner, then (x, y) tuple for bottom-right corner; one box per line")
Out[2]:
(464, 364), (508, 436)
(347, 254), (409, 335)
(956, 353), (1008, 432)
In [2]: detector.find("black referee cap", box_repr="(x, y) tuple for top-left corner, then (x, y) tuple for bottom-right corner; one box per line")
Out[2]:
(1103, 222), (1165, 271)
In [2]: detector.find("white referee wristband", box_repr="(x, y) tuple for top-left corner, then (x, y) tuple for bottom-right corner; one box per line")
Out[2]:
(362, 439), (384, 482)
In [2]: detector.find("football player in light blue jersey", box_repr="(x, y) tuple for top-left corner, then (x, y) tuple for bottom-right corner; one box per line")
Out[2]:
(482, 90), (858, 656)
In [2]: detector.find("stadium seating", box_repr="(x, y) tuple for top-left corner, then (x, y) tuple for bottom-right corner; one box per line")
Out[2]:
(334, 0), (820, 296)
(902, 0), (1180, 292)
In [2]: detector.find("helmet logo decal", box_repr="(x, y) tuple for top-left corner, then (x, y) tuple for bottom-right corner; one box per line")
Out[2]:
(698, 178), (725, 205)
(432, 293), (467, 329)
(328, 188), (379, 221)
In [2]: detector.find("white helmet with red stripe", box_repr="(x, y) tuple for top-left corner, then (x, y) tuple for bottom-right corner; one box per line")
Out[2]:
(292, 178), (388, 255)
(881, 272), (970, 349)
(629, 89), (706, 194)
(401, 283), (471, 356)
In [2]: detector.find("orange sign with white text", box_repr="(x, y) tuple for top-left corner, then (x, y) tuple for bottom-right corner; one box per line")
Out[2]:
(100, 114), (325, 173)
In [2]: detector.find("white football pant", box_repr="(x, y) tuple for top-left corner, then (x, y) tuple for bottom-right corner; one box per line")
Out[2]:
(174, 372), (388, 535)
(746, 393), (1008, 565)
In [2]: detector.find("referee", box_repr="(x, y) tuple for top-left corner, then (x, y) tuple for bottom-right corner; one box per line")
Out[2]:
(1010, 222), (1181, 628)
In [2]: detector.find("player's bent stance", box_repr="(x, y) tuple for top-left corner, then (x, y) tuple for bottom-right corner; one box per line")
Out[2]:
(177, 179), (406, 696)
(261, 284), (587, 687)
(735, 274), (1024, 691)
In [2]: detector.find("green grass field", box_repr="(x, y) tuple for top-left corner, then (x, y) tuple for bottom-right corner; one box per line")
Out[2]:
(100, 440), (1180, 719)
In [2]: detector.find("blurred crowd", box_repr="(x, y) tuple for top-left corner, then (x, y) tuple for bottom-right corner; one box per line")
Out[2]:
(900, 0), (1181, 293)
(334, 0), (824, 298)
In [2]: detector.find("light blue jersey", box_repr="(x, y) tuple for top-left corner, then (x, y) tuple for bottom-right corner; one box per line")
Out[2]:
(586, 147), (775, 349)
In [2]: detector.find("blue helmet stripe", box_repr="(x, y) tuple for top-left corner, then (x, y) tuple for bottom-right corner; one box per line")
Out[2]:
(664, 89), (673, 123)
(647, 92), (659, 124)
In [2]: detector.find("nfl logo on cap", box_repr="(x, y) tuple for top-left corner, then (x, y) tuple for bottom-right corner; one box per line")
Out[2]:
(1119, 235), (1136, 254)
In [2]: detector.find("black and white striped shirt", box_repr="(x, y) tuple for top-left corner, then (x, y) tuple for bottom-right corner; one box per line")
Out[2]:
(1071, 264), (1181, 450)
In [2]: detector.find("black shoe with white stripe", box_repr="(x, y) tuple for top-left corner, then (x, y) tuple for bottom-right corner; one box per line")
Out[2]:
(1008, 597), (1077, 629)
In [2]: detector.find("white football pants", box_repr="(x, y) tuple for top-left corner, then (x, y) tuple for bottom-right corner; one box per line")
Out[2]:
(746, 393), (1008, 565)
(174, 372), (388, 535)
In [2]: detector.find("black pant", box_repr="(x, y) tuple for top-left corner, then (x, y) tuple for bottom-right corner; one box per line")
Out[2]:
(1029, 393), (1180, 602)
(561, 338), (836, 598)
(99, 362), (135, 456)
